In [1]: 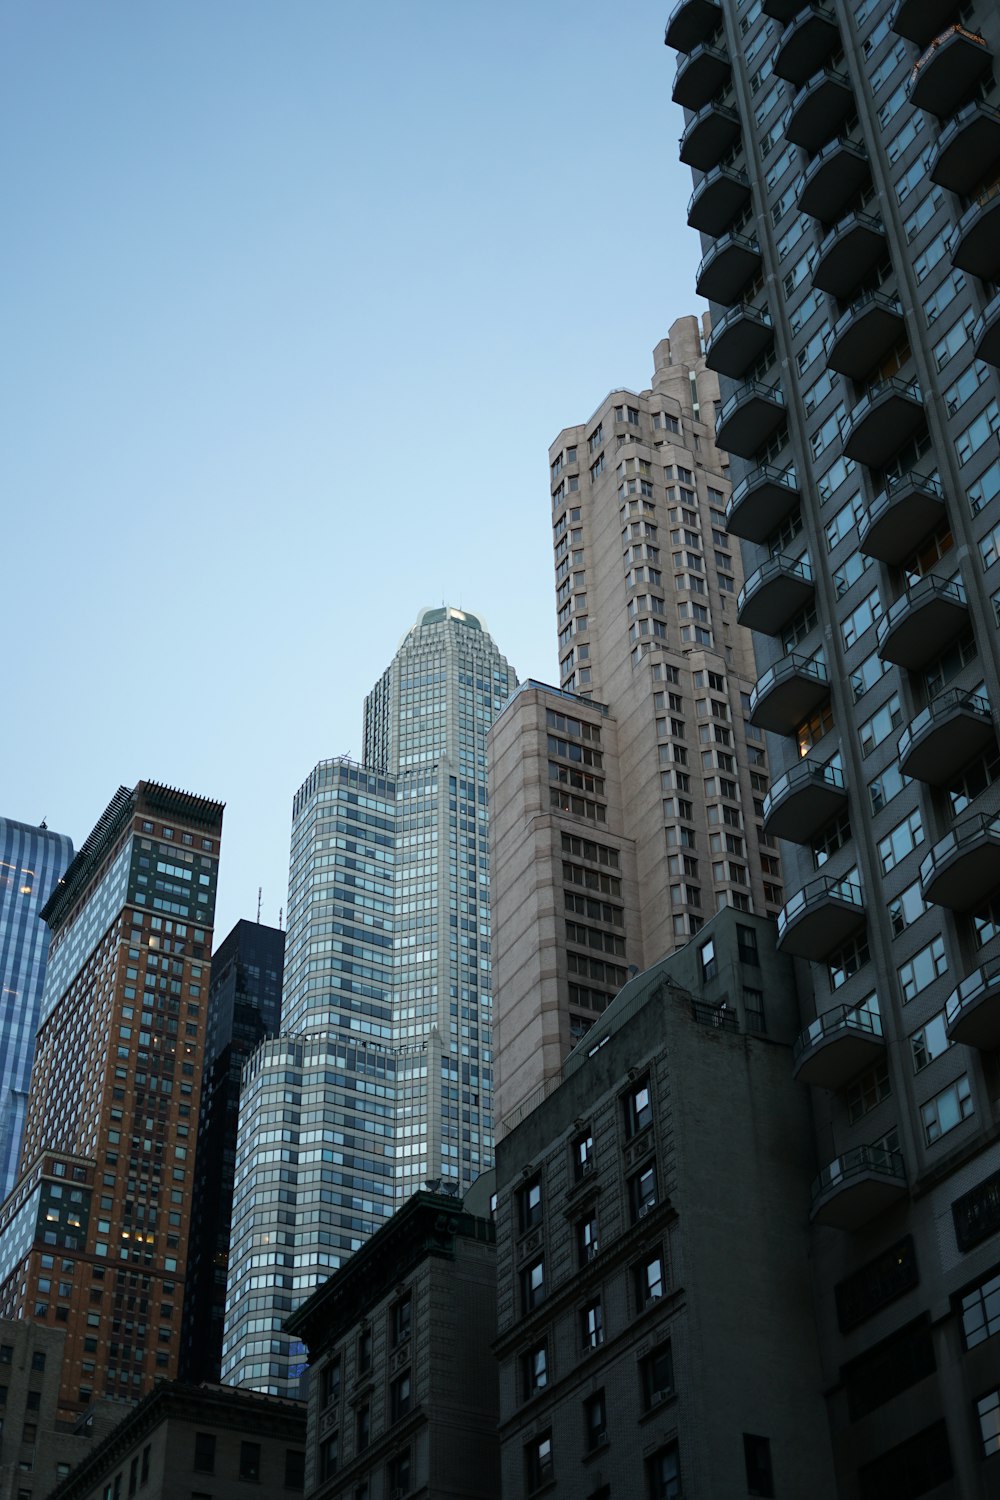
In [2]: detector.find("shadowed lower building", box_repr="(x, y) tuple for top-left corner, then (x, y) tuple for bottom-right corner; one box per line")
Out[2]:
(494, 908), (835, 1500)
(285, 1189), (498, 1500)
(0, 782), (223, 1420)
(181, 919), (284, 1384)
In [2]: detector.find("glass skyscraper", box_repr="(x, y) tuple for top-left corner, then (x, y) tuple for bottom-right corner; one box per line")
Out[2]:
(222, 607), (515, 1395)
(0, 817), (73, 1198)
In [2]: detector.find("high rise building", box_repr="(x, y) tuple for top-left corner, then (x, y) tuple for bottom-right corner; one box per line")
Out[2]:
(490, 322), (783, 1125)
(223, 608), (515, 1396)
(181, 918), (284, 1384)
(666, 0), (1000, 1490)
(0, 816), (73, 1197)
(0, 782), (223, 1419)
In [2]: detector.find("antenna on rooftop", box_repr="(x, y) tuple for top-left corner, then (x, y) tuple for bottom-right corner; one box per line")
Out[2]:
(257, 887), (262, 923)
(40, 816), (48, 830)
(279, 906), (284, 931)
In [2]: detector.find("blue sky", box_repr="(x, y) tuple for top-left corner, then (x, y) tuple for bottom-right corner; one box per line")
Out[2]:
(2, 1), (702, 939)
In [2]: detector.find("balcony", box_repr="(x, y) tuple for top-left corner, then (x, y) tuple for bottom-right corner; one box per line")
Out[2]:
(930, 102), (1000, 196)
(920, 812), (1000, 911)
(763, 760), (847, 844)
(737, 553), (814, 634)
(725, 464), (799, 542)
(898, 688), (994, 786)
(798, 138), (869, 223)
(793, 1004), (884, 1089)
(906, 25), (992, 118)
(777, 874), (865, 960)
(695, 233), (762, 306)
(811, 1146), (907, 1231)
(945, 961), (1000, 1051)
(891, 0), (962, 47)
(672, 42), (731, 110)
(774, 5), (839, 86)
(824, 293), (905, 380)
(687, 165), (751, 235)
(858, 471), (945, 565)
(973, 291), (1000, 369)
(840, 378), (923, 467)
(679, 102), (741, 171)
(664, 0), (723, 53)
(763, 0), (805, 17)
(786, 69), (854, 151)
(876, 575), (968, 671)
(750, 652), (829, 735)
(715, 380), (785, 460)
(705, 303), (773, 378)
(812, 211), (886, 299)
(951, 182), (1000, 281)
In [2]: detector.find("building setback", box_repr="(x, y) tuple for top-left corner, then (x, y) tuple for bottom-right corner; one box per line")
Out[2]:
(224, 608), (515, 1398)
(0, 782), (223, 1420)
(665, 0), (1000, 1491)
(491, 324), (783, 1125)
(181, 919), (284, 1384)
(494, 908), (835, 1499)
(0, 817), (73, 1199)
(286, 1189), (498, 1500)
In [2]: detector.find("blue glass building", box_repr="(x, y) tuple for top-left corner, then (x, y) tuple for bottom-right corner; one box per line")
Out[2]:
(0, 818), (73, 1198)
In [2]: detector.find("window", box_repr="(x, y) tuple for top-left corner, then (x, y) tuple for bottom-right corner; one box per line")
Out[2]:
(239, 1442), (261, 1482)
(30, 1351), (45, 1372)
(387, 1448), (411, 1495)
(391, 1295), (412, 1347)
(878, 808), (923, 873)
(737, 924), (759, 965)
(648, 1443), (681, 1499)
(573, 1129), (595, 1179)
(581, 1299), (604, 1351)
(319, 1431), (339, 1482)
(193, 1433), (216, 1474)
(859, 694), (902, 755)
(961, 1268), (1000, 1349)
(320, 1355), (341, 1407)
(847, 1061), (890, 1122)
(921, 1075), (973, 1144)
(584, 1390), (607, 1452)
(523, 1342), (548, 1398)
(634, 1249), (666, 1310)
(526, 1431), (553, 1493)
(577, 1213), (599, 1266)
(390, 1370), (412, 1422)
(357, 1327), (372, 1374)
(629, 1163), (658, 1221)
(624, 1078), (653, 1137)
(641, 1341), (674, 1409)
(744, 1434), (774, 1498)
(285, 1449), (305, 1492)
(977, 1388), (1000, 1458)
(898, 935), (947, 1002)
(519, 1177), (543, 1233)
(522, 1258), (545, 1312)
(699, 937), (717, 980)
(845, 1317), (936, 1420)
(356, 1404), (370, 1452)
(910, 1012), (950, 1073)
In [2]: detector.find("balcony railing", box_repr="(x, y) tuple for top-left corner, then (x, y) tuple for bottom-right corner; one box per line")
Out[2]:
(793, 1003), (884, 1089)
(811, 1144), (907, 1230)
(945, 959), (1000, 1051)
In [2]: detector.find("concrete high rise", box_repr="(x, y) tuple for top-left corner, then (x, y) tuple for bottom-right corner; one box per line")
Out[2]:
(666, 0), (1000, 1491)
(0, 816), (73, 1198)
(490, 323), (784, 1125)
(223, 608), (515, 1397)
(0, 782), (222, 1420)
(181, 918), (284, 1384)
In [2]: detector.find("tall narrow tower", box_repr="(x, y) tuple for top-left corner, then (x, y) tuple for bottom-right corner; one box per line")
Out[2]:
(0, 816), (73, 1197)
(0, 783), (222, 1419)
(490, 321), (784, 1124)
(223, 608), (515, 1396)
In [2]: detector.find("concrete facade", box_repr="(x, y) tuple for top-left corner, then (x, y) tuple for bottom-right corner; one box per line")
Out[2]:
(490, 324), (785, 1126)
(666, 0), (1000, 1491)
(286, 1191), (498, 1500)
(494, 908), (835, 1499)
